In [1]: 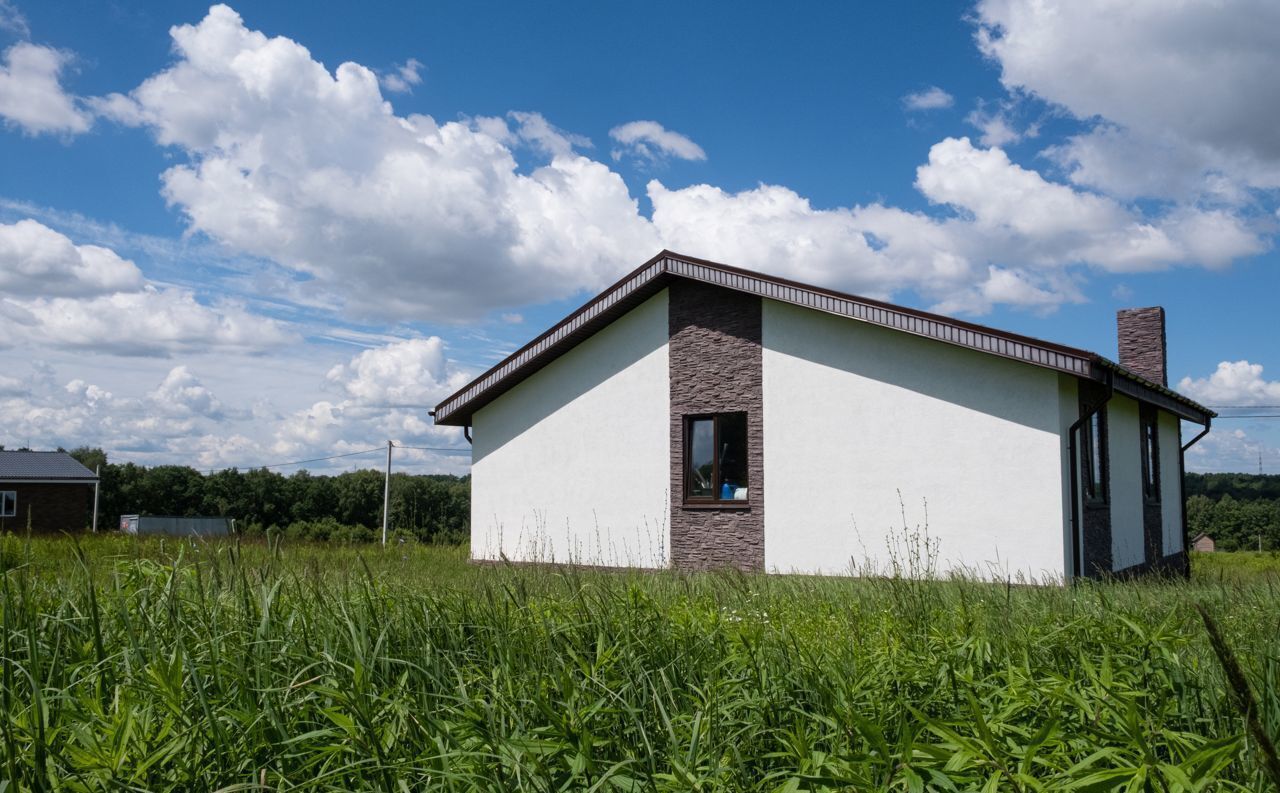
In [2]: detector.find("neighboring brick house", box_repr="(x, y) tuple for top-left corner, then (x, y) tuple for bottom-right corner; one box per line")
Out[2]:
(0, 451), (99, 533)
(433, 251), (1214, 582)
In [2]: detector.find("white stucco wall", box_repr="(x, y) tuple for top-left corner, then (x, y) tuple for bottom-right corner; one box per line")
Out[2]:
(761, 300), (1068, 582)
(1107, 394), (1144, 571)
(470, 290), (671, 567)
(1160, 410), (1184, 555)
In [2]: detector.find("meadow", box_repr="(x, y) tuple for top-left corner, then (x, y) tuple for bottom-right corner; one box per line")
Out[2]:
(1, 534), (1279, 791)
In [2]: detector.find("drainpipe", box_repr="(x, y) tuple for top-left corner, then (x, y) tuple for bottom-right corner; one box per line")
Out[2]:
(463, 425), (472, 445)
(1179, 416), (1212, 578)
(1067, 370), (1113, 582)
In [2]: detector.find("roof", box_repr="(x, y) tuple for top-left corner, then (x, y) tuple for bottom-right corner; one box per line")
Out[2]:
(433, 250), (1215, 427)
(0, 451), (98, 481)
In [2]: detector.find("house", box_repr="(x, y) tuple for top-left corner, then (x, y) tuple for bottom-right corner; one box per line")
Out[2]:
(432, 251), (1214, 582)
(0, 450), (99, 533)
(1191, 533), (1215, 553)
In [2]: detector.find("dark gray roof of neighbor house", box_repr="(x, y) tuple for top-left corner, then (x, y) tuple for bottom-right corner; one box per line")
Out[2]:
(432, 250), (1216, 427)
(0, 451), (98, 481)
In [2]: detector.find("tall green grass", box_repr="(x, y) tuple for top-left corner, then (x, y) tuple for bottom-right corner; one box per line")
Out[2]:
(1, 534), (1278, 791)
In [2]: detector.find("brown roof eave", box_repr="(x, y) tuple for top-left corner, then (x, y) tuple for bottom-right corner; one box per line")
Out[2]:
(432, 250), (1216, 427)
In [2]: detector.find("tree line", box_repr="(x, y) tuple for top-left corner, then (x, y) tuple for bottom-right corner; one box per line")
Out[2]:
(66, 448), (469, 543)
(1185, 472), (1280, 552)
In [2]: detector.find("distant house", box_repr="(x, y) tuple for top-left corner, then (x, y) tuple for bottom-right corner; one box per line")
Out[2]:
(432, 251), (1215, 582)
(1191, 533), (1216, 553)
(0, 451), (99, 532)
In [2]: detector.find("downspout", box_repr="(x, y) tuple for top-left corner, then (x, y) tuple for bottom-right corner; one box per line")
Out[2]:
(1067, 369), (1113, 582)
(1179, 415), (1212, 577)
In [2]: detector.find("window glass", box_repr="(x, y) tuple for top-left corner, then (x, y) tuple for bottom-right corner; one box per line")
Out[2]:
(1142, 412), (1160, 501)
(688, 419), (715, 498)
(0, 491), (14, 518)
(1090, 414), (1103, 497)
(684, 413), (750, 502)
(718, 413), (748, 498)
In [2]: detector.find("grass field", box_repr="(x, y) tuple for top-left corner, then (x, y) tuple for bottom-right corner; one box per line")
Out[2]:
(2, 535), (1279, 791)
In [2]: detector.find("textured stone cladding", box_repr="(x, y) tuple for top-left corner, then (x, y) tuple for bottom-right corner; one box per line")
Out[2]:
(0, 483), (93, 533)
(668, 280), (764, 571)
(1117, 307), (1167, 386)
(1082, 406), (1112, 578)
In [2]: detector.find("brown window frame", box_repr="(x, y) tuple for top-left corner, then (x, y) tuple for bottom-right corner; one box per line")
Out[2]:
(682, 412), (750, 506)
(1081, 405), (1109, 506)
(1140, 404), (1160, 504)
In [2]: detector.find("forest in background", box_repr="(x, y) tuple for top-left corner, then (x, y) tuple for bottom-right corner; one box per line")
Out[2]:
(63, 447), (469, 543)
(1185, 472), (1280, 551)
(24, 450), (1279, 549)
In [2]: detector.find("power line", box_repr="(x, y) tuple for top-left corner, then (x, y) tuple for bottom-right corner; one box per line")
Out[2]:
(1206, 405), (1280, 409)
(394, 444), (471, 454)
(1213, 415), (1280, 419)
(214, 445), (386, 472)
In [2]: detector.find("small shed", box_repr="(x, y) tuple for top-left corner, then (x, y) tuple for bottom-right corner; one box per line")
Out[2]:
(1191, 533), (1215, 553)
(119, 515), (232, 537)
(0, 451), (98, 532)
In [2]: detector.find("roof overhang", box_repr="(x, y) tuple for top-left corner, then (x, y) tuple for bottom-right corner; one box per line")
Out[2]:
(433, 251), (1215, 427)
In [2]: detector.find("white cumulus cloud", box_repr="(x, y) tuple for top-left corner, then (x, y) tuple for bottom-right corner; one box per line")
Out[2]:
(379, 57), (421, 93)
(1178, 361), (1280, 406)
(0, 41), (92, 135)
(609, 120), (706, 163)
(975, 0), (1280, 200)
(0, 219), (143, 296)
(902, 86), (954, 111)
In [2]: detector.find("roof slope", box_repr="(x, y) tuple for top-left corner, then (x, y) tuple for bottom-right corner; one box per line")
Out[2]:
(0, 451), (98, 481)
(433, 251), (1214, 427)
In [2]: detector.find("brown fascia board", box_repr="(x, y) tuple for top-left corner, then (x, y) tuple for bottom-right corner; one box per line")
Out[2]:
(432, 250), (1214, 427)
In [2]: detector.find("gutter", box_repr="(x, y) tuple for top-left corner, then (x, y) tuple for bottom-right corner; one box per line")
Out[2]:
(1067, 370), (1113, 582)
(1179, 417), (1212, 577)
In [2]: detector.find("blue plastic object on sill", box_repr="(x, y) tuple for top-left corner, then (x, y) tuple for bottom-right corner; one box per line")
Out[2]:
(720, 482), (734, 499)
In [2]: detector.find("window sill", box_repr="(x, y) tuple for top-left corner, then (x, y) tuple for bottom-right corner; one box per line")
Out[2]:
(681, 501), (752, 511)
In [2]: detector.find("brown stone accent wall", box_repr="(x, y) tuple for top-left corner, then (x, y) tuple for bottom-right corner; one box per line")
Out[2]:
(1081, 402), (1112, 579)
(1117, 307), (1167, 386)
(0, 483), (93, 533)
(1113, 550), (1188, 580)
(1082, 505), (1111, 577)
(668, 280), (764, 571)
(1142, 503), (1163, 567)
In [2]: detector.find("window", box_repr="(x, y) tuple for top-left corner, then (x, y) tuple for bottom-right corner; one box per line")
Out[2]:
(1081, 408), (1108, 504)
(0, 491), (14, 518)
(684, 413), (749, 503)
(1140, 405), (1160, 502)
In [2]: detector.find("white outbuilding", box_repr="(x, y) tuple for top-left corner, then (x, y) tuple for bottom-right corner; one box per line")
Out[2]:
(432, 251), (1214, 582)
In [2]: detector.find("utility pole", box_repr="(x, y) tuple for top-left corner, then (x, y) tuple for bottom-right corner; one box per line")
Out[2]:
(92, 464), (100, 533)
(382, 440), (392, 547)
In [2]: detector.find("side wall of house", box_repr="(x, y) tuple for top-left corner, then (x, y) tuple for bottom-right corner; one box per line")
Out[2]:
(0, 483), (93, 533)
(470, 290), (671, 567)
(761, 300), (1068, 581)
(1107, 394), (1145, 571)
(1159, 411), (1185, 556)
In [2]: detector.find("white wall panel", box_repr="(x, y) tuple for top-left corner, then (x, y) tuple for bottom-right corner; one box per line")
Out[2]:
(1108, 395), (1144, 571)
(470, 291), (670, 567)
(762, 300), (1068, 582)
(1160, 411), (1184, 555)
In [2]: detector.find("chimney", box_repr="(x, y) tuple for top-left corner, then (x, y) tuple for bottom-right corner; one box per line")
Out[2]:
(1116, 307), (1167, 386)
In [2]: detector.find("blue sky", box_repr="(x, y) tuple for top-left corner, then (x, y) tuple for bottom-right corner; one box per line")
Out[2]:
(0, 0), (1278, 474)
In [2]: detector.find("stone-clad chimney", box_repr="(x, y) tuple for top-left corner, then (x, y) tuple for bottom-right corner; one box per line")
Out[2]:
(1117, 307), (1167, 386)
